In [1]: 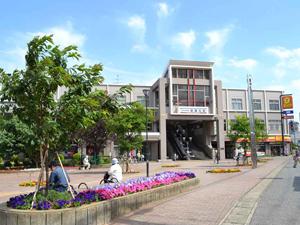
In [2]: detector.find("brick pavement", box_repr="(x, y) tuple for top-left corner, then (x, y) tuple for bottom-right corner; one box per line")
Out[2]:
(0, 157), (288, 225)
(0, 159), (244, 203)
(110, 157), (289, 225)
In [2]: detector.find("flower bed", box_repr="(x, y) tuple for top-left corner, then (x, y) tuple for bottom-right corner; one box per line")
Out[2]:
(207, 168), (241, 173)
(161, 164), (180, 168)
(19, 181), (46, 187)
(7, 171), (195, 210)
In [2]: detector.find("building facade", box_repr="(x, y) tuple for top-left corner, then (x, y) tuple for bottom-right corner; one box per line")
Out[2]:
(82, 60), (292, 160)
(223, 88), (291, 157)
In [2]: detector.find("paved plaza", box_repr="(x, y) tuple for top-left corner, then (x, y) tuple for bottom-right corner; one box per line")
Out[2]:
(0, 157), (289, 225)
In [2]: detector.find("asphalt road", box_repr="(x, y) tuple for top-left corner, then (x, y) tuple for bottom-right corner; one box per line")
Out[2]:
(250, 158), (300, 225)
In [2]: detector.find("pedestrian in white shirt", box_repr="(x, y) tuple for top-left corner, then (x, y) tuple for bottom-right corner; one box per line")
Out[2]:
(107, 158), (123, 182)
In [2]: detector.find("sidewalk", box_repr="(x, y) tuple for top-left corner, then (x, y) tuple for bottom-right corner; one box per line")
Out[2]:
(111, 157), (289, 225)
(0, 159), (241, 203)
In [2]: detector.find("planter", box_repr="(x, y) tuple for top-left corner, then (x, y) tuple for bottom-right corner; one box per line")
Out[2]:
(0, 178), (199, 225)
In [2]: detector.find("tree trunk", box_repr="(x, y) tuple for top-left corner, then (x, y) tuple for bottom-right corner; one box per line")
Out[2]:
(30, 145), (47, 209)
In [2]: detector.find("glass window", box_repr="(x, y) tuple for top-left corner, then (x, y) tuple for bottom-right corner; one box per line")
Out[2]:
(269, 100), (279, 110)
(172, 84), (178, 95)
(268, 120), (281, 131)
(194, 70), (203, 79)
(204, 70), (210, 79)
(117, 96), (126, 105)
(178, 90), (188, 106)
(188, 69), (193, 78)
(231, 98), (243, 110)
(253, 99), (262, 110)
(178, 69), (187, 78)
(137, 96), (145, 106)
(172, 68), (177, 78)
(205, 86), (210, 96)
(224, 120), (227, 131)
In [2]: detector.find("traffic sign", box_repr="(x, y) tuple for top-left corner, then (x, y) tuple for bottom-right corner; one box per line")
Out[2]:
(282, 110), (294, 115)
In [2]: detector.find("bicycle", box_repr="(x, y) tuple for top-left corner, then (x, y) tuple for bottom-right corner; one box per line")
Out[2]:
(99, 177), (119, 185)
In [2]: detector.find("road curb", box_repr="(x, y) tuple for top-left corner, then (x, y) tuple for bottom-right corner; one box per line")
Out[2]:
(219, 157), (290, 225)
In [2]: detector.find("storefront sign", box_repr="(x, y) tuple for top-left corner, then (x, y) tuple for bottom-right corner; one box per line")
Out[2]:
(281, 95), (293, 109)
(178, 106), (209, 114)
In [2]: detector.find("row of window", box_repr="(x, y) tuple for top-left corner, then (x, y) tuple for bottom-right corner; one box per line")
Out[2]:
(116, 96), (146, 105)
(172, 84), (211, 107)
(231, 98), (279, 111)
(171, 68), (210, 79)
(224, 119), (282, 132)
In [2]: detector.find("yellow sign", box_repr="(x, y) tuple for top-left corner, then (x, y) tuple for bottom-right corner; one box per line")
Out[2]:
(281, 95), (293, 109)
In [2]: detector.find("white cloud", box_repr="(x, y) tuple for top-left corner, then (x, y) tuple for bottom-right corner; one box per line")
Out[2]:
(290, 79), (300, 89)
(126, 15), (148, 53)
(157, 2), (169, 17)
(265, 46), (300, 79)
(266, 46), (300, 60)
(172, 30), (196, 57)
(228, 58), (257, 70)
(31, 22), (85, 48)
(127, 16), (146, 33)
(203, 25), (234, 66)
(204, 25), (233, 52)
(0, 22), (86, 72)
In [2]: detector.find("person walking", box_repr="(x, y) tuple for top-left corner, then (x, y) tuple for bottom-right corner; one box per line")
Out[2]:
(293, 150), (300, 168)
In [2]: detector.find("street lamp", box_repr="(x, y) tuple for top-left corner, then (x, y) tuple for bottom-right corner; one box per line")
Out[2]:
(143, 89), (150, 177)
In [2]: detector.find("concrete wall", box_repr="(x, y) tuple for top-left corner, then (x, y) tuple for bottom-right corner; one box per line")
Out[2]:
(0, 178), (199, 225)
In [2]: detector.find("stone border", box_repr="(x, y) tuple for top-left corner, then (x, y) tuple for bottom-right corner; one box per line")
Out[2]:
(0, 178), (199, 225)
(219, 159), (289, 225)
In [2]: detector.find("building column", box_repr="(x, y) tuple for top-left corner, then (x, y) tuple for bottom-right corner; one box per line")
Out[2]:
(159, 79), (167, 160)
(217, 118), (225, 159)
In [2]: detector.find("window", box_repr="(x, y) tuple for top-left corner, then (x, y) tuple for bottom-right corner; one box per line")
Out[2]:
(268, 120), (281, 132)
(178, 69), (187, 78)
(172, 68), (177, 78)
(269, 100), (279, 110)
(117, 96), (126, 105)
(231, 98), (243, 110)
(194, 70), (203, 79)
(224, 120), (227, 131)
(253, 99), (262, 110)
(204, 70), (210, 79)
(137, 96), (145, 106)
(188, 69), (193, 78)
(173, 84), (210, 107)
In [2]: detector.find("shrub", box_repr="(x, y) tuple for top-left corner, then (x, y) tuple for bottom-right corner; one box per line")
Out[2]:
(64, 159), (75, 166)
(72, 153), (81, 166)
(0, 157), (3, 169)
(100, 156), (111, 164)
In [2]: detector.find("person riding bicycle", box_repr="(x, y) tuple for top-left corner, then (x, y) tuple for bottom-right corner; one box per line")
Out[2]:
(103, 158), (122, 183)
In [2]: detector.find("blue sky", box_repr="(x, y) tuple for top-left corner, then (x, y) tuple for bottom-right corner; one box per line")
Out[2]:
(1, 0), (300, 119)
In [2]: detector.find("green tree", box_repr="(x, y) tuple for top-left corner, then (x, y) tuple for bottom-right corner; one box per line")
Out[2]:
(228, 115), (267, 153)
(0, 35), (103, 203)
(107, 102), (153, 172)
(0, 115), (38, 166)
(56, 85), (131, 163)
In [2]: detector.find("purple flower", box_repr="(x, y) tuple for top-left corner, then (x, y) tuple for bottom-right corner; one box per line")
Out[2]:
(37, 200), (51, 210)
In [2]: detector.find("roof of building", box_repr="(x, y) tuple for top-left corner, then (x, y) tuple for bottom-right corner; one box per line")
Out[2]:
(169, 59), (214, 67)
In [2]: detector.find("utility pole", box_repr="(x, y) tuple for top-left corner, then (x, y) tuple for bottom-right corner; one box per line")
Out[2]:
(247, 75), (257, 169)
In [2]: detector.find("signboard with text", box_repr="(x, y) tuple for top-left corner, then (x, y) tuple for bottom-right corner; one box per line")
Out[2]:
(177, 106), (209, 114)
(281, 95), (293, 110)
